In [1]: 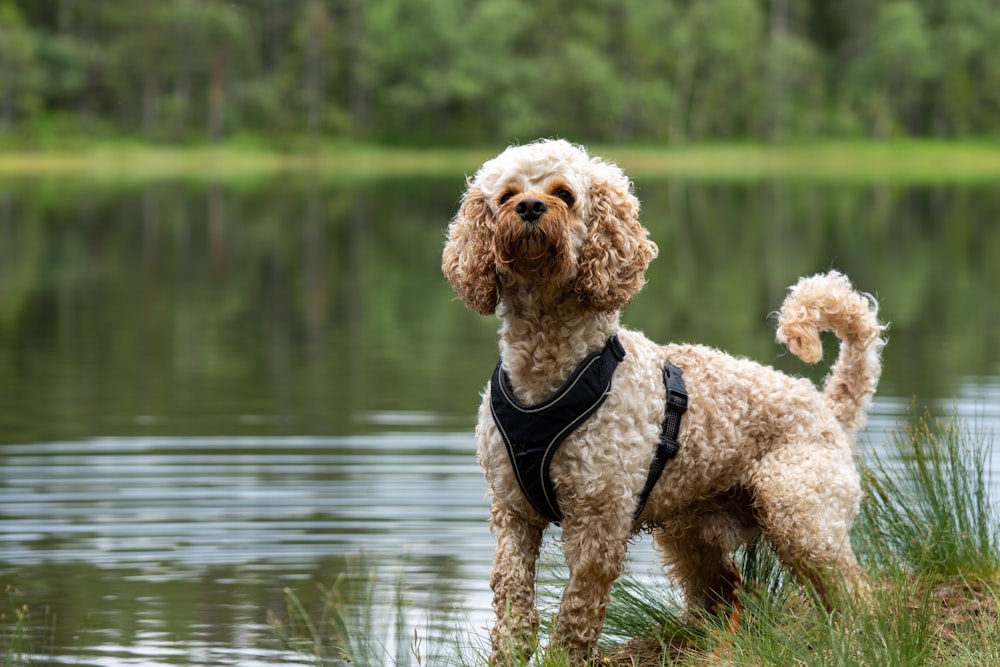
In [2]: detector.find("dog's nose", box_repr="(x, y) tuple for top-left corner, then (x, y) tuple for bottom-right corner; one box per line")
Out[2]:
(515, 197), (547, 223)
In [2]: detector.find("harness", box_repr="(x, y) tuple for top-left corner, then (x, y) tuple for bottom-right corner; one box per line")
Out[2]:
(489, 335), (688, 525)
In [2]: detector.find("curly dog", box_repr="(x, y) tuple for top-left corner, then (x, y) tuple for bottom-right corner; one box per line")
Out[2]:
(442, 139), (887, 664)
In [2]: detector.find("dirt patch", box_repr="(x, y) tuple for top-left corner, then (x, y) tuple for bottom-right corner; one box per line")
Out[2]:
(931, 578), (999, 643)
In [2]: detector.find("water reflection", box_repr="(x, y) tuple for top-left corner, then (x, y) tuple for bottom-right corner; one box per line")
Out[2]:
(2, 399), (996, 665)
(1, 175), (998, 663)
(1, 433), (492, 665)
(2, 177), (998, 445)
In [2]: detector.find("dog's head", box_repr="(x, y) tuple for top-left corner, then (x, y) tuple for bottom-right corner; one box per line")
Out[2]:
(442, 139), (657, 315)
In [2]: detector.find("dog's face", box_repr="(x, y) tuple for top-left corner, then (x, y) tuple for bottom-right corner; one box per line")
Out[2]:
(443, 139), (658, 315)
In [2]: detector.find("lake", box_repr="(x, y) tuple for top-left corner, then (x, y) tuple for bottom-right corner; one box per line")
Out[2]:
(1, 170), (998, 665)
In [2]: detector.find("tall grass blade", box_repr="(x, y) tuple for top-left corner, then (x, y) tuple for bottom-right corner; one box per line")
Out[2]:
(858, 408), (999, 579)
(269, 556), (471, 667)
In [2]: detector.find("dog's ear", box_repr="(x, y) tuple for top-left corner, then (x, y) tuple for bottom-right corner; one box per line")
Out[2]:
(442, 183), (499, 315)
(574, 180), (658, 312)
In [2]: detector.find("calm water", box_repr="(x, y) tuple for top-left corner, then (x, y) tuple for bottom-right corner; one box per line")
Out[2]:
(1, 174), (998, 665)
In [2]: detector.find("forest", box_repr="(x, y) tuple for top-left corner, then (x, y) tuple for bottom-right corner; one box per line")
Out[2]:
(2, 0), (1000, 147)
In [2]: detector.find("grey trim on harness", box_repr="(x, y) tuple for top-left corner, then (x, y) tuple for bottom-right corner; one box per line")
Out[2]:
(489, 335), (687, 526)
(490, 335), (626, 525)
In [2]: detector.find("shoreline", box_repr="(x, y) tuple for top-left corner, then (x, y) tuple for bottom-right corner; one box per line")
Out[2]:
(2, 140), (1000, 182)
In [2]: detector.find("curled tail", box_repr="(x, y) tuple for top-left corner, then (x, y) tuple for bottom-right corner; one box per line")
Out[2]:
(776, 271), (888, 432)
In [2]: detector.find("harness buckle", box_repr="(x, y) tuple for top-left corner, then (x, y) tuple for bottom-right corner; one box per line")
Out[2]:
(635, 360), (688, 520)
(666, 388), (687, 411)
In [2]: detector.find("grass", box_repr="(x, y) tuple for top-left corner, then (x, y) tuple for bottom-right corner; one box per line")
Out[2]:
(3, 139), (1000, 183)
(268, 556), (471, 667)
(272, 408), (1000, 666)
(0, 142), (490, 181)
(607, 139), (1000, 182)
(859, 408), (999, 580)
(1, 587), (54, 667)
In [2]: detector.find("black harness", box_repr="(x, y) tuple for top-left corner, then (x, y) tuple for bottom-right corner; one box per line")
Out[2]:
(489, 335), (688, 525)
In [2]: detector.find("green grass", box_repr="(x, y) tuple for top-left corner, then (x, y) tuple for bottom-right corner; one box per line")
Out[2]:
(607, 140), (1000, 182)
(3, 139), (1000, 183)
(274, 409), (999, 666)
(0, 142), (490, 181)
(268, 556), (473, 667)
(1, 586), (54, 667)
(858, 408), (999, 580)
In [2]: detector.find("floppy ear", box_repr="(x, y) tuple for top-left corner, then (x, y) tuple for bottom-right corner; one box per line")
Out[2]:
(573, 180), (657, 312)
(442, 184), (499, 315)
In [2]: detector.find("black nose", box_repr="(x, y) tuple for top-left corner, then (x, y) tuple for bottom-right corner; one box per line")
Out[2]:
(515, 197), (547, 222)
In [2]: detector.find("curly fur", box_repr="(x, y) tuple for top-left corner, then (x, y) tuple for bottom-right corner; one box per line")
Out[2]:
(442, 139), (888, 664)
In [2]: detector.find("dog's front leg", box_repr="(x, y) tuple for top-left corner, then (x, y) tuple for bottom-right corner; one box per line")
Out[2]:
(488, 500), (544, 665)
(554, 515), (630, 663)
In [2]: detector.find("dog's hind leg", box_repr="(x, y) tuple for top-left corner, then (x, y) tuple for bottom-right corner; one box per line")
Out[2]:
(653, 489), (758, 620)
(488, 501), (545, 666)
(652, 518), (745, 619)
(750, 443), (866, 609)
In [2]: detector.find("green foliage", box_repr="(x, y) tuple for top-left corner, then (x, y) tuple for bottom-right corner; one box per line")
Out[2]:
(5, 0), (1000, 145)
(858, 409), (1000, 580)
(725, 582), (935, 667)
(269, 558), (468, 667)
(285, 513), (999, 666)
(0, 3), (43, 132)
(284, 409), (998, 667)
(1, 586), (54, 667)
(2, 172), (1000, 442)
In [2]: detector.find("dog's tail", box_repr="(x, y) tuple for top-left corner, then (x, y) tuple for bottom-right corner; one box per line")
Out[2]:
(775, 271), (887, 432)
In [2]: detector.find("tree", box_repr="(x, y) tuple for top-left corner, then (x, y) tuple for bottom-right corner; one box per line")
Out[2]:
(179, 0), (253, 142)
(847, 1), (933, 137)
(4, 0), (1000, 144)
(921, 0), (1000, 137)
(0, 3), (40, 132)
(106, 3), (177, 138)
(298, 0), (334, 137)
(765, 26), (824, 140)
(674, 0), (766, 141)
(617, 0), (681, 141)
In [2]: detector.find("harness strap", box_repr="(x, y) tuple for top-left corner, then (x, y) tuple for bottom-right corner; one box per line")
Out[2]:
(490, 339), (687, 526)
(490, 335), (626, 525)
(634, 360), (687, 519)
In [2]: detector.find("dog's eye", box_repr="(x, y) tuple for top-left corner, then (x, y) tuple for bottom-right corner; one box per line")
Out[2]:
(498, 192), (514, 206)
(555, 189), (575, 207)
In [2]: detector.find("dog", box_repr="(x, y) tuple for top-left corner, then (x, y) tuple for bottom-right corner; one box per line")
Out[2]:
(442, 139), (886, 664)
